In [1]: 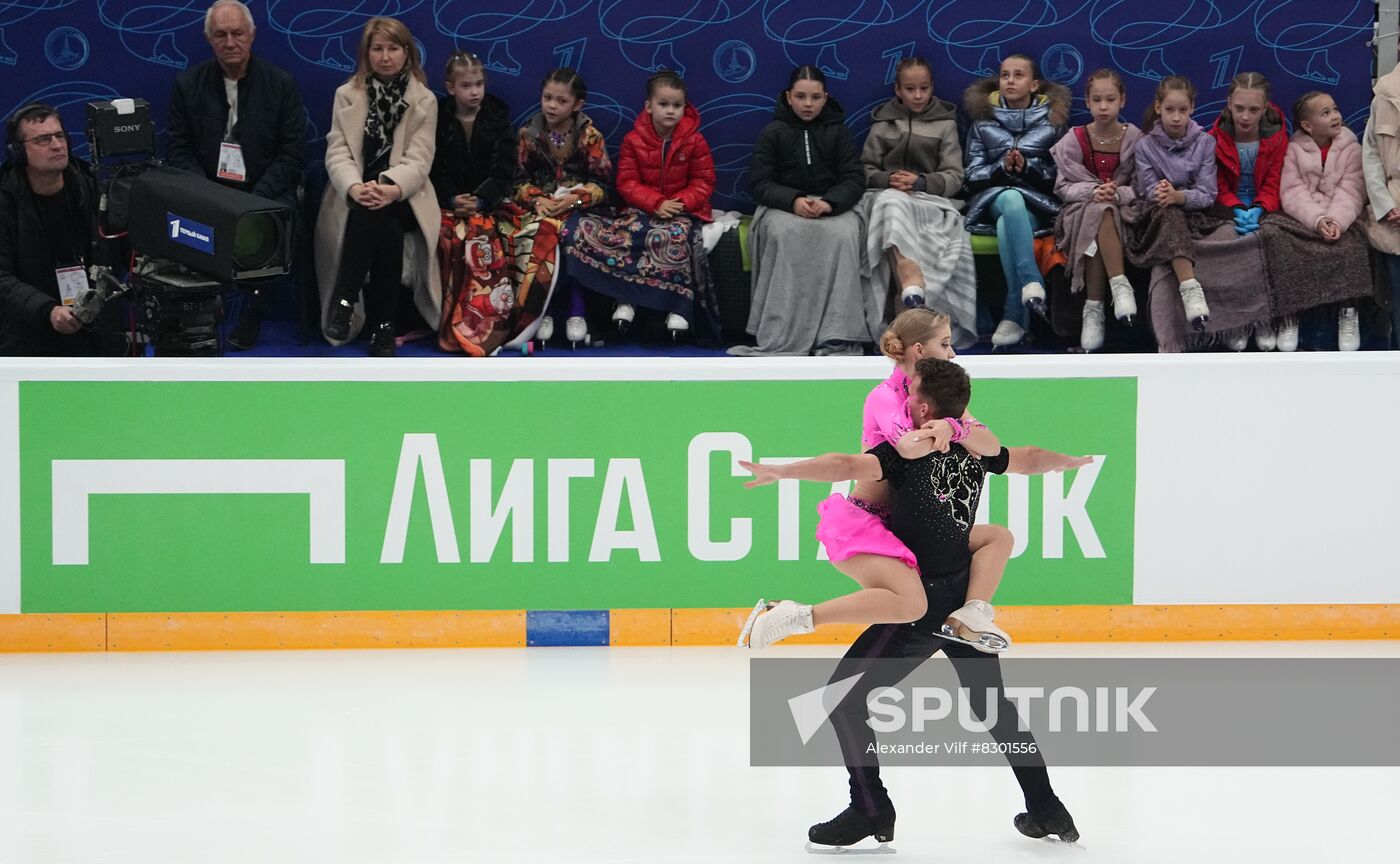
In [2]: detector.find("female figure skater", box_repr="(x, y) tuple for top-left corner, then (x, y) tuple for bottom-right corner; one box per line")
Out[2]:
(740, 308), (1090, 652)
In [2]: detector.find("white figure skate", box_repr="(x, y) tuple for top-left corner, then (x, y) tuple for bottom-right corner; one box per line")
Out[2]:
(737, 599), (814, 649)
(939, 599), (1011, 653)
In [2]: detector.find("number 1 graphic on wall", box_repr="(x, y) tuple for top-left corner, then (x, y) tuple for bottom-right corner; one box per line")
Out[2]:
(554, 38), (586, 70)
(1210, 47), (1244, 89)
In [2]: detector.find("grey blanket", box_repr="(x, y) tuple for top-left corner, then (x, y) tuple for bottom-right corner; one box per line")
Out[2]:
(861, 189), (978, 348)
(728, 206), (881, 355)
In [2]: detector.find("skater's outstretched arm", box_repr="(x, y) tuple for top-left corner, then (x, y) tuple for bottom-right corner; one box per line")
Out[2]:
(1006, 447), (1093, 475)
(739, 453), (882, 487)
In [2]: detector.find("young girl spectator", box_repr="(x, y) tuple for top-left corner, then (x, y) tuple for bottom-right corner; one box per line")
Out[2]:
(430, 52), (527, 356)
(567, 70), (718, 339)
(1266, 91), (1369, 351)
(514, 68), (614, 347)
(1126, 75), (1262, 352)
(1365, 56), (1400, 345)
(730, 66), (875, 356)
(1209, 71), (1289, 351)
(860, 57), (977, 346)
(962, 54), (1070, 348)
(318, 17), (440, 357)
(1051, 69), (1142, 352)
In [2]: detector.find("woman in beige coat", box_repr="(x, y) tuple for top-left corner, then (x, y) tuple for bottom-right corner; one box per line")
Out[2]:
(316, 16), (439, 355)
(1364, 62), (1400, 346)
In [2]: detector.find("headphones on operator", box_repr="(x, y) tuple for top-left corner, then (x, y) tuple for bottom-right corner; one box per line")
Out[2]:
(5, 103), (57, 168)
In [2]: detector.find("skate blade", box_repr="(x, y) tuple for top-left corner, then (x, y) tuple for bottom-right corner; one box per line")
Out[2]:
(804, 840), (896, 855)
(737, 599), (768, 648)
(938, 623), (1009, 654)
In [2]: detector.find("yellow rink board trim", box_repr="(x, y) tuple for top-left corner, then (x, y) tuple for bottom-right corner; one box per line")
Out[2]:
(672, 604), (1400, 646)
(0, 605), (1396, 652)
(0, 614), (106, 652)
(608, 609), (672, 646)
(105, 610), (527, 651)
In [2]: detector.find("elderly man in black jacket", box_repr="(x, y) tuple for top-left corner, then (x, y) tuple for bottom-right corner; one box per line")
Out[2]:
(165, 0), (306, 349)
(0, 104), (112, 357)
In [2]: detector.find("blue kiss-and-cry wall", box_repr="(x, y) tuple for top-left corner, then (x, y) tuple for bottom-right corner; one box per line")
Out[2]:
(0, 1), (1377, 211)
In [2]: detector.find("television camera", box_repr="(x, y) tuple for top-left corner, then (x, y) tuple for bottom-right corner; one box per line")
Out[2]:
(80, 98), (293, 355)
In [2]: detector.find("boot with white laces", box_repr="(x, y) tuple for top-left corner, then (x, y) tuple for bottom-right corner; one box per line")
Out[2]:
(1080, 299), (1105, 352)
(991, 319), (1025, 349)
(1338, 307), (1360, 351)
(1108, 274), (1137, 324)
(1178, 278), (1210, 330)
(1253, 320), (1276, 352)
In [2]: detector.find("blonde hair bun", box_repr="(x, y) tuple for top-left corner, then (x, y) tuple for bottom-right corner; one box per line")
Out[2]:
(879, 308), (951, 361)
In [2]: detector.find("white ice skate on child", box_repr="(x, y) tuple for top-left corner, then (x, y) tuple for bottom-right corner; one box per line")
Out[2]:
(939, 599), (1011, 653)
(737, 599), (814, 649)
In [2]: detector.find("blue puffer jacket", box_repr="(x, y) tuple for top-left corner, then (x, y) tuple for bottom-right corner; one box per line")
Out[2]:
(961, 77), (1070, 235)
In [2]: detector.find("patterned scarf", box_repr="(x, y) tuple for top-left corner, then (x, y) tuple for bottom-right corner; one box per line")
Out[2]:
(365, 70), (409, 167)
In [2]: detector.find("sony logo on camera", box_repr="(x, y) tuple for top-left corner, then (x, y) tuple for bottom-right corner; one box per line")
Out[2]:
(85, 99), (155, 159)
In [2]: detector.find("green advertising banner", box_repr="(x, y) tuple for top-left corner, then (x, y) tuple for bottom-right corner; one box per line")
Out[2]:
(19, 377), (1135, 613)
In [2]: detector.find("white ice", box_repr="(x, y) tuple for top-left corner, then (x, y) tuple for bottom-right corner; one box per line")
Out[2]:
(1, 641), (1395, 863)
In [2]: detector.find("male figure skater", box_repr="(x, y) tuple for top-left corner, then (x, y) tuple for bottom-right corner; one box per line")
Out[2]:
(741, 358), (1082, 851)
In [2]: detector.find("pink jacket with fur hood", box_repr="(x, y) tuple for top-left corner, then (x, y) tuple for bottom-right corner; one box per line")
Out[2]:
(1281, 127), (1365, 232)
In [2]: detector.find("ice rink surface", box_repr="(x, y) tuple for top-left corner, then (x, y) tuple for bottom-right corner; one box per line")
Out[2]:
(2, 641), (1396, 863)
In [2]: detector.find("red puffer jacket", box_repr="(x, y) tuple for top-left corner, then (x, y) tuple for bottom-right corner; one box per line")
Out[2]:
(616, 103), (715, 220)
(1210, 102), (1288, 212)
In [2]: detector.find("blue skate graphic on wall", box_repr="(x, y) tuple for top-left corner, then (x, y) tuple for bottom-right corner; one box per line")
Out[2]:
(762, 0), (924, 81)
(1253, 0), (1368, 86)
(0, 0), (77, 66)
(267, 0), (425, 73)
(925, 1), (1092, 77)
(97, 0), (205, 69)
(432, 0), (592, 76)
(597, 0), (761, 76)
(1086, 0), (1254, 82)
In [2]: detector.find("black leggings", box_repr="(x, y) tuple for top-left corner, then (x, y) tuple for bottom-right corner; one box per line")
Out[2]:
(829, 567), (1058, 818)
(336, 200), (412, 328)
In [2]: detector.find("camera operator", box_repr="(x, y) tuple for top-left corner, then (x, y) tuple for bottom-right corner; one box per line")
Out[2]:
(0, 104), (112, 357)
(165, 0), (306, 349)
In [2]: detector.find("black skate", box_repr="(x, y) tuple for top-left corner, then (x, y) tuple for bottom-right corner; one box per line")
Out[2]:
(1014, 799), (1079, 843)
(806, 805), (896, 855)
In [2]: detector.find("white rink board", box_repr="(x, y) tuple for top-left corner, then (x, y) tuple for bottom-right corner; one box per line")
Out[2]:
(3, 354), (1398, 608)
